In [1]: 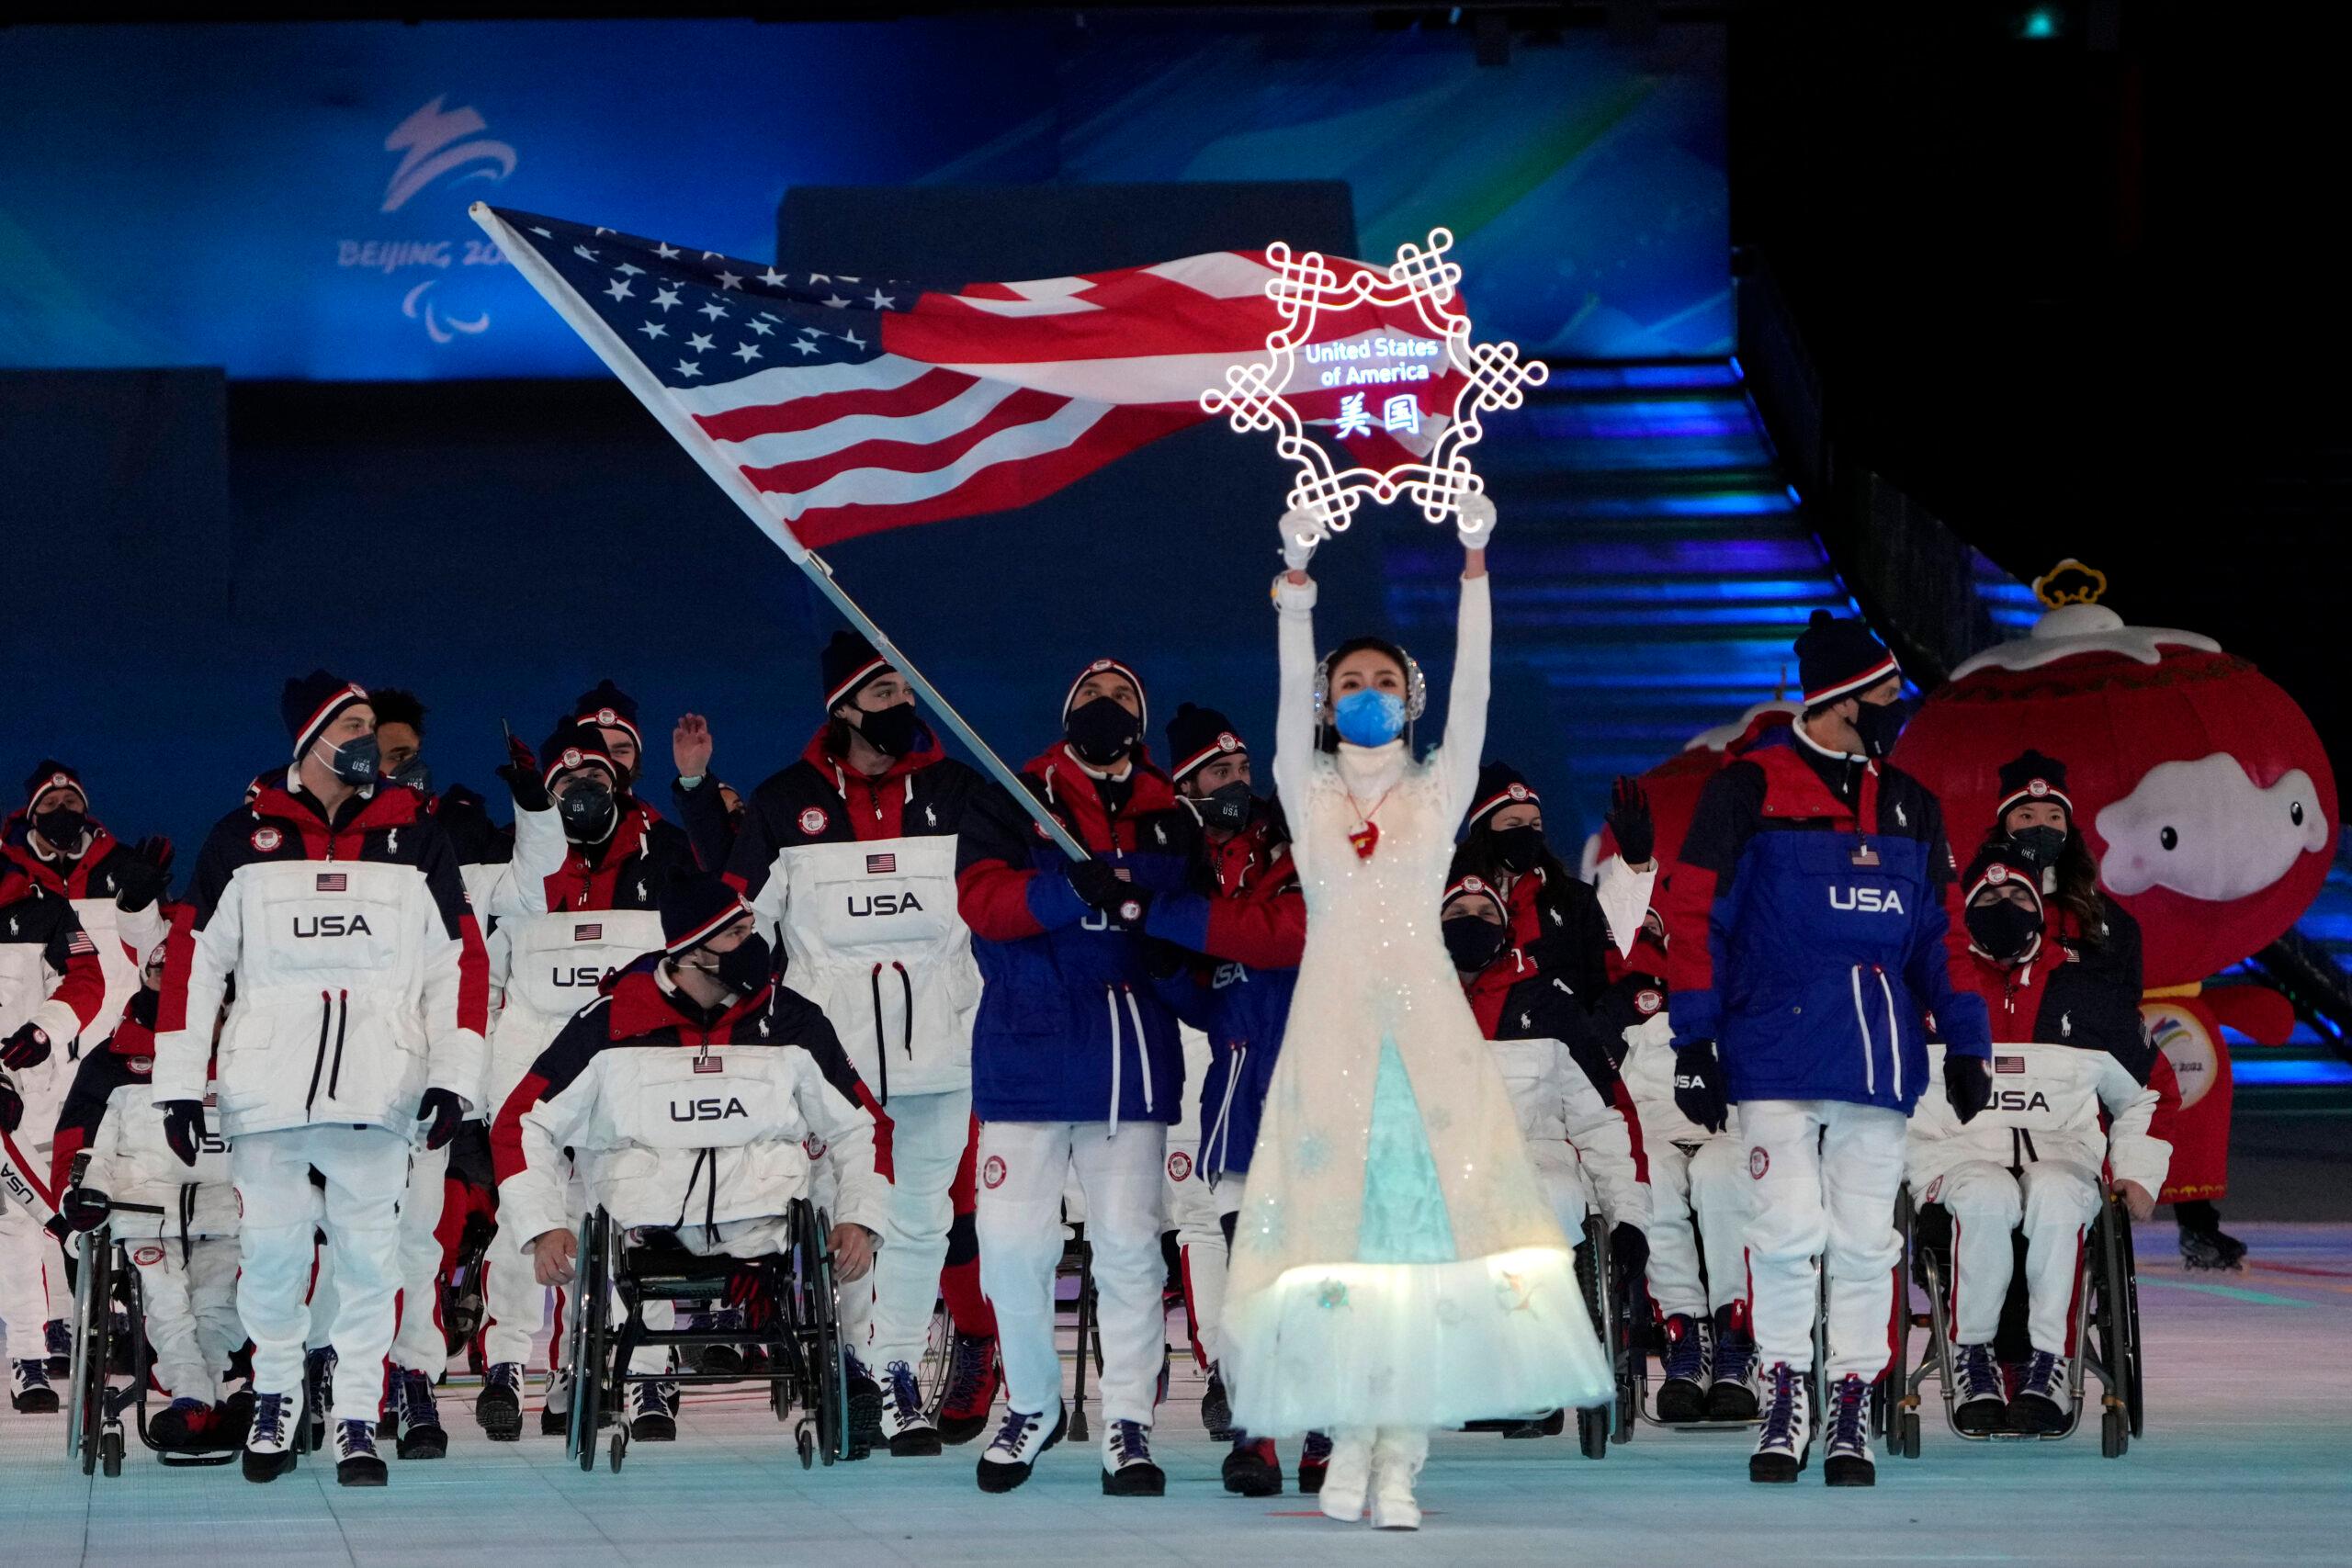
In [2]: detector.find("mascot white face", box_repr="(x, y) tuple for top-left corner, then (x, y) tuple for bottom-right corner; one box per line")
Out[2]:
(2095, 753), (2330, 901)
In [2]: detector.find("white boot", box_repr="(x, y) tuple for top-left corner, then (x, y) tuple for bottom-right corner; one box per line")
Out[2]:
(1317, 1432), (1373, 1522)
(1366, 1428), (1426, 1530)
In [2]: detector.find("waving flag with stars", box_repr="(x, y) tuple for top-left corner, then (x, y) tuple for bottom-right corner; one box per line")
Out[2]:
(472, 204), (1460, 550)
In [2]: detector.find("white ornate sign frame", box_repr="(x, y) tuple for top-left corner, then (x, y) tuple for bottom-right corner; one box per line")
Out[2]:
(1200, 226), (1547, 539)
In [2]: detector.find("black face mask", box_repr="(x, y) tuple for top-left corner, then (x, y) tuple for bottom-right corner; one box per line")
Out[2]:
(1196, 781), (1253, 833)
(1853, 696), (1910, 760)
(2007, 825), (2067, 869)
(1443, 915), (1510, 972)
(1066, 696), (1141, 767)
(714, 932), (773, 996)
(383, 754), (433, 795)
(558, 780), (617, 842)
(1966, 899), (2042, 962)
(317, 733), (379, 785)
(854, 702), (928, 759)
(1491, 824), (1547, 876)
(32, 807), (87, 852)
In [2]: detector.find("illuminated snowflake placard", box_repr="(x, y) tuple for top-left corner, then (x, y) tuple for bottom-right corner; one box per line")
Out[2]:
(1201, 227), (1546, 542)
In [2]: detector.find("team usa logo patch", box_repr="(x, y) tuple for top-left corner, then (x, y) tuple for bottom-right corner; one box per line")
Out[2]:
(1216, 731), (1240, 753)
(1985, 863), (2011, 885)
(251, 827), (283, 852)
(130, 1056), (153, 1074)
(804, 1136), (828, 1160)
(593, 707), (619, 727)
(1507, 783), (1529, 802)
(1167, 1151), (1193, 1182)
(981, 1155), (1007, 1190)
(560, 747), (584, 770)
(1748, 1146), (1770, 1179)
(1634, 988), (1664, 1016)
(2028, 778), (2052, 797)
(132, 1246), (166, 1268)
(797, 806), (829, 835)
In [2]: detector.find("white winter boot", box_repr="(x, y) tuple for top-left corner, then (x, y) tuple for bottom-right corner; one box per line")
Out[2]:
(1366, 1428), (1427, 1530)
(1317, 1432), (1374, 1522)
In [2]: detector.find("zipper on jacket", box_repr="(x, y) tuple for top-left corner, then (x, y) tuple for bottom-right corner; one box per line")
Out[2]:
(1875, 968), (1901, 1100)
(867, 964), (889, 1106)
(303, 990), (333, 1113)
(893, 962), (913, 1060)
(1849, 966), (1875, 1096)
(325, 988), (350, 1101)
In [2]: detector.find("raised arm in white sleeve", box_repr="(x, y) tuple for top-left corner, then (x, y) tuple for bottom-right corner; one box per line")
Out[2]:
(1433, 569), (1493, 825)
(1272, 571), (1321, 886)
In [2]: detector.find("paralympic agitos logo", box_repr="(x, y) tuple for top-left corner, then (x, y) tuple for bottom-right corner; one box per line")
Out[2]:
(335, 96), (516, 345)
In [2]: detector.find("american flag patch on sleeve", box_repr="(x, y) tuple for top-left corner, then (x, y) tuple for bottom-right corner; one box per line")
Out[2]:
(1995, 1055), (2026, 1075)
(865, 853), (897, 874)
(68, 930), (96, 955)
(316, 873), (347, 893)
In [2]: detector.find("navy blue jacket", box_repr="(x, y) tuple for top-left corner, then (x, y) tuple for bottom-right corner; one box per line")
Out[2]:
(1663, 728), (1989, 1111)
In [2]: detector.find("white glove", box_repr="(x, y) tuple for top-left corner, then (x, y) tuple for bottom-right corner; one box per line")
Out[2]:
(1279, 507), (1323, 571)
(1455, 492), (1497, 550)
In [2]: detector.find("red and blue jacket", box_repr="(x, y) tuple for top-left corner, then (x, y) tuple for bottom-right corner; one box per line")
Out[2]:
(1144, 811), (1304, 1179)
(1661, 727), (1989, 1111)
(955, 746), (1189, 1126)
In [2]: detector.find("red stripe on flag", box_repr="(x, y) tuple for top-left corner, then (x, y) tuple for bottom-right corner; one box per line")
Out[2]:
(692, 366), (978, 444)
(888, 275), (1288, 366)
(791, 403), (1198, 548)
(741, 386), (1072, 498)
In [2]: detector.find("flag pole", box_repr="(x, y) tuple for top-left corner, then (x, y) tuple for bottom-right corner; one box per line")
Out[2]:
(470, 202), (1087, 863)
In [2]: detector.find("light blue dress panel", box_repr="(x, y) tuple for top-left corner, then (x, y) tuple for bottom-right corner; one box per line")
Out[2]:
(1355, 1035), (1459, 1266)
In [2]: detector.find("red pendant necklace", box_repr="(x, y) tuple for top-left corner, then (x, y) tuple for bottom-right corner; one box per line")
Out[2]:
(1344, 783), (1397, 861)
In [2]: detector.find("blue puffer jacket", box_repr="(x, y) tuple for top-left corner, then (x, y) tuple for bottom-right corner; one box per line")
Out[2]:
(1663, 729), (1989, 1112)
(955, 746), (1189, 1126)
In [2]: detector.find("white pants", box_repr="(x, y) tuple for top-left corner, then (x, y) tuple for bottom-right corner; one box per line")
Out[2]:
(130, 1236), (242, 1403)
(235, 1123), (410, 1422)
(389, 1143), (448, 1374)
(1935, 1159), (2100, 1355)
(836, 1088), (967, 1381)
(1171, 1137), (1226, 1370)
(1741, 1100), (1906, 1379)
(1645, 1135), (1753, 1320)
(977, 1120), (1166, 1426)
(484, 1162), (582, 1371)
(0, 1202), (60, 1359)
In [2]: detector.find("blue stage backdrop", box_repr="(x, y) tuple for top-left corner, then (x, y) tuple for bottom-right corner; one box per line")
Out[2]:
(0, 16), (1727, 378)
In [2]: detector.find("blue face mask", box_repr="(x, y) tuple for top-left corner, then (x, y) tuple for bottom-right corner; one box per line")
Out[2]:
(1333, 688), (1407, 748)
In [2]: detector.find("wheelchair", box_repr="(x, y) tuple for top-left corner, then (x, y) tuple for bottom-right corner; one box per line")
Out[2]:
(1464, 1206), (1636, 1458)
(66, 1201), (243, 1475)
(1890, 1183), (2143, 1459)
(563, 1198), (853, 1473)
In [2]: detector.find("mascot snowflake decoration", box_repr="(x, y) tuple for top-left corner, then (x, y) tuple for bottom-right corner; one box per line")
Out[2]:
(1200, 227), (1546, 553)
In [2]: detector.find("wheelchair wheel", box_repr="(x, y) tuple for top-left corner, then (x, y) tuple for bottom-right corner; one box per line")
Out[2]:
(797, 1421), (816, 1470)
(793, 1200), (850, 1465)
(568, 1211), (611, 1472)
(1576, 1404), (1608, 1460)
(609, 1432), (627, 1472)
(1898, 1405), (1921, 1460)
(2101, 1404), (2127, 1459)
(70, 1226), (114, 1472)
(100, 1427), (124, 1478)
(2115, 1202), (2144, 1438)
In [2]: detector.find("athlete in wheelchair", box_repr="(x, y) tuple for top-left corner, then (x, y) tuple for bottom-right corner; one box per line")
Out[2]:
(1901, 842), (2161, 1453)
(1447, 874), (1651, 1456)
(490, 875), (890, 1471)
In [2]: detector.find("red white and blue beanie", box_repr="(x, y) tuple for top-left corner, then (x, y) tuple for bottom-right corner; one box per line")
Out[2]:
(569, 679), (642, 752)
(820, 630), (896, 715)
(1442, 874), (1509, 922)
(1063, 658), (1148, 730)
(659, 873), (752, 958)
(282, 671), (370, 761)
(23, 760), (85, 814)
(1995, 750), (2075, 822)
(538, 721), (619, 793)
(1165, 703), (1245, 785)
(1793, 610), (1901, 708)
(1962, 843), (2044, 915)
(1466, 761), (1541, 831)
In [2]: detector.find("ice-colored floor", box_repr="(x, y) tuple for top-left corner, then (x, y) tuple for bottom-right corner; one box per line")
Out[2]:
(5, 1223), (2347, 1568)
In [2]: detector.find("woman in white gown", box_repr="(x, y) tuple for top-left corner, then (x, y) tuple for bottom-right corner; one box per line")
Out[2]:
(1222, 498), (1614, 1529)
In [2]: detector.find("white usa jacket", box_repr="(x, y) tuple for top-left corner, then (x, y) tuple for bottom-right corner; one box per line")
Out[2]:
(1910, 1041), (2171, 1199)
(492, 958), (890, 1249)
(153, 774), (490, 1140)
(1620, 1010), (1744, 1147)
(52, 1015), (238, 1243)
(724, 733), (989, 1103)
(1487, 1034), (1650, 1232)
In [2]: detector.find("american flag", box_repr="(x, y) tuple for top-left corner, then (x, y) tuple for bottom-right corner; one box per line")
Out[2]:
(477, 206), (1461, 549)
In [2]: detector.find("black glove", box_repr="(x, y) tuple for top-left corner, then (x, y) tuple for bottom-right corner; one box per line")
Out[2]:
(160, 1099), (207, 1167)
(0, 1076), (21, 1134)
(1607, 775), (1656, 866)
(496, 732), (550, 813)
(416, 1088), (466, 1151)
(1138, 806), (1203, 864)
(112, 835), (175, 912)
(1064, 856), (1129, 910)
(1672, 1041), (1729, 1134)
(1138, 936), (1190, 980)
(1, 1024), (51, 1071)
(1944, 1053), (1994, 1125)
(62, 1187), (113, 1234)
(1611, 1222), (1649, 1286)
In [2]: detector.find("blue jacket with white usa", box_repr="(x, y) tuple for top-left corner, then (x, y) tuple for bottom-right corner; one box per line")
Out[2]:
(1661, 724), (1989, 1112)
